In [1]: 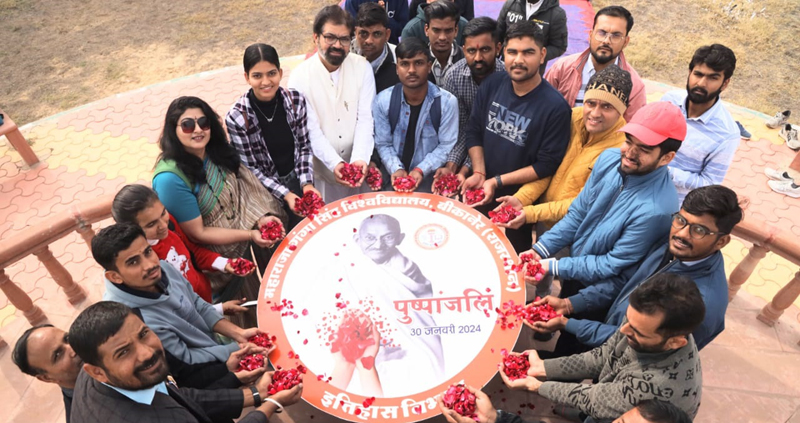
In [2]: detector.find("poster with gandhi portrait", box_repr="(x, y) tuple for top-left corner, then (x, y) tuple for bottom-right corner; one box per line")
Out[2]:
(258, 192), (525, 423)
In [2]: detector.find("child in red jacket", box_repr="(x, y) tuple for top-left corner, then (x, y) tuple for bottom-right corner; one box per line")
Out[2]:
(111, 184), (252, 313)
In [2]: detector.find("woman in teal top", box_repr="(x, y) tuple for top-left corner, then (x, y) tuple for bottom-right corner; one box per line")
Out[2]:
(152, 96), (287, 322)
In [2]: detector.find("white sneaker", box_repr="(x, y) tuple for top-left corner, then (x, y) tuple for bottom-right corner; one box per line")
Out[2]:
(767, 110), (791, 128)
(768, 180), (800, 198)
(765, 167), (793, 182)
(780, 124), (800, 149)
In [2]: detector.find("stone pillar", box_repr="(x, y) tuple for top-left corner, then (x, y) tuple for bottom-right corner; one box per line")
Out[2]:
(757, 270), (800, 327)
(0, 269), (47, 325)
(728, 243), (768, 301)
(33, 246), (86, 305)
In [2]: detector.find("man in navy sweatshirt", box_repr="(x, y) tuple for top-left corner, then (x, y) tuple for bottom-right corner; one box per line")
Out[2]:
(462, 20), (571, 253)
(530, 184), (742, 355)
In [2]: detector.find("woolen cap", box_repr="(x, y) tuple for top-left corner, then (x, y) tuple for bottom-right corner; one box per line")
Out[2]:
(583, 64), (632, 116)
(619, 101), (687, 146)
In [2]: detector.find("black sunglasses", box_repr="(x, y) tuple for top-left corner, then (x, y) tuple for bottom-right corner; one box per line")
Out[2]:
(179, 116), (210, 133)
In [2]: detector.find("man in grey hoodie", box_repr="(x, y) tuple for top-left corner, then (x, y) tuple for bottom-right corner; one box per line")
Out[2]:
(94, 223), (259, 366)
(499, 274), (704, 422)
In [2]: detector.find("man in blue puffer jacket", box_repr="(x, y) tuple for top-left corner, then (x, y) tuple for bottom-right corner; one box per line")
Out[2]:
(526, 102), (686, 351)
(531, 185), (743, 354)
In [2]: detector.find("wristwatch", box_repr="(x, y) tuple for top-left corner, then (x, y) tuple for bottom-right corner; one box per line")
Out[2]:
(249, 385), (262, 407)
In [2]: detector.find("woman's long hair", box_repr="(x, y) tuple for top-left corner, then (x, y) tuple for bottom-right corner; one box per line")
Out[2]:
(156, 96), (240, 185)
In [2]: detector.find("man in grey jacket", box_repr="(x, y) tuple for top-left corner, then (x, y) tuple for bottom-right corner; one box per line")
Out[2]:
(499, 274), (705, 422)
(93, 223), (258, 366)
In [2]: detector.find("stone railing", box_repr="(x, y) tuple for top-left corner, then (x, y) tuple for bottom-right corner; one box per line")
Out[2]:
(0, 195), (113, 330)
(728, 216), (800, 344)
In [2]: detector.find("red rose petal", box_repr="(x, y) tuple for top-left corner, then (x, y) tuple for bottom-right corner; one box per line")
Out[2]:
(489, 205), (522, 224)
(434, 174), (460, 197)
(366, 167), (383, 189)
(393, 176), (416, 191)
(228, 258), (255, 276)
(360, 356), (375, 370)
(294, 191), (325, 217)
(259, 221), (284, 241)
(464, 189), (485, 205)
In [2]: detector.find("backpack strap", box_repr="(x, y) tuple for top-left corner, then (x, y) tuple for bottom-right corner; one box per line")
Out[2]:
(153, 159), (192, 191)
(430, 95), (442, 134)
(388, 82), (404, 134)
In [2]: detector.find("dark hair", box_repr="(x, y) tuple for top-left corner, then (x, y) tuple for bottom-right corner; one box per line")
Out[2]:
(682, 185), (743, 234)
(637, 399), (693, 423)
(690, 44), (737, 80)
(69, 301), (137, 367)
(656, 138), (682, 157)
(243, 43), (280, 74)
(424, 0), (460, 24)
(313, 5), (355, 35)
(156, 96), (239, 186)
(112, 184), (160, 224)
(629, 273), (706, 338)
(396, 37), (433, 62)
(356, 2), (389, 28)
(91, 223), (146, 272)
(462, 16), (500, 43)
(12, 324), (55, 377)
(504, 20), (545, 48)
(594, 6), (634, 34)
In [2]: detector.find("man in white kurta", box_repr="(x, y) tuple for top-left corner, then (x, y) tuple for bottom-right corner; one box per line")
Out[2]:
(333, 214), (445, 397)
(288, 5), (377, 203)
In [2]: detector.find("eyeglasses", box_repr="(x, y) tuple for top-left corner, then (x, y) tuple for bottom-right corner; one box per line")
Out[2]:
(357, 29), (385, 40)
(593, 29), (625, 43)
(671, 213), (725, 239)
(179, 116), (210, 134)
(321, 33), (352, 46)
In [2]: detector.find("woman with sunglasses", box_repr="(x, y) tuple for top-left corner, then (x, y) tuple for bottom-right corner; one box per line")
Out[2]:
(226, 43), (320, 229)
(152, 96), (286, 324)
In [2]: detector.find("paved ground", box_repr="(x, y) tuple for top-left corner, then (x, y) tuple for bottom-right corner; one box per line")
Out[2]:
(3, 0), (800, 421)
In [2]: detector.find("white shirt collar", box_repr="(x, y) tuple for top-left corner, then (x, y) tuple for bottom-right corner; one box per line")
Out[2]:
(103, 381), (168, 405)
(680, 254), (714, 267)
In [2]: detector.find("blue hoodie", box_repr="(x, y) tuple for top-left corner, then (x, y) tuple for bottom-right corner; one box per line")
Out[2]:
(533, 148), (678, 285)
(103, 261), (238, 364)
(565, 241), (729, 350)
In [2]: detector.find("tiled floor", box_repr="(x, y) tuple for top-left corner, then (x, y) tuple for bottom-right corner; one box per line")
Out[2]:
(2, 57), (800, 423)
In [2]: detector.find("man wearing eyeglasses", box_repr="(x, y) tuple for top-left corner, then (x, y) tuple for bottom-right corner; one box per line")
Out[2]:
(544, 6), (645, 122)
(288, 5), (376, 202)
(531, 184), (741, 356)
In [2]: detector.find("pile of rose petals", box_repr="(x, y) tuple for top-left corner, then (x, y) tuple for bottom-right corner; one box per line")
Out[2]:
(512, 253), (546, 281)
(294, 191), (325, 217)
(248, 333), (276, 349)
(434, 174), (460, 197)
(267, 365), (306, 394)
(463, 189), (485, 205)
(330, 311), (375, 362)
(366, 167), (383, 190)
(237, 353), (265, 372)
(442, 384), (478, 420)
(489, 205), (521, 224)
(522, 300), (561, 324)
(229, 258), (255, 275)
(502, 351), (530, 380)
(393, 176), (416, 191)
(341, 163), (364, 187)
(260, 221), (284, 241)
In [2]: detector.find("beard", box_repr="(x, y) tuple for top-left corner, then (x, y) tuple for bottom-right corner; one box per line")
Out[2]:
(626, 335), (669, 353)
(590, 45), (617, 65)
(686, 81), (723, 104)
(105, 350), (168, 391)
(323, 46), (348, 67)
(468, 60), (493, 78)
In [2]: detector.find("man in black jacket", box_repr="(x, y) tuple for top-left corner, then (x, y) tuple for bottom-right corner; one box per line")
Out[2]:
(68, 301), (302, 423)
(353, 2), (400, 94)
(497, 0), (568, 74)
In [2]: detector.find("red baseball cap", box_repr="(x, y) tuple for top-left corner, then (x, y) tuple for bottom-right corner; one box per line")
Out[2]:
(619, 102), (687, 146)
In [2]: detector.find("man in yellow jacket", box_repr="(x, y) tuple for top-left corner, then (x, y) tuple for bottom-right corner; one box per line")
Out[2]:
(496, 64), (633, 300)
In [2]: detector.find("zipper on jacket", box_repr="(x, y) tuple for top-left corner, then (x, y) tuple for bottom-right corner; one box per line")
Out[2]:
(575, 176), (626, 258)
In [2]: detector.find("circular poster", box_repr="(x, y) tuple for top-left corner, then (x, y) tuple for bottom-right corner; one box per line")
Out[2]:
(258, 192), (525, 422)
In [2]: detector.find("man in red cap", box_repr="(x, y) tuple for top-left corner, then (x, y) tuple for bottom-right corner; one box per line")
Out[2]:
(523, 101), (685, 356)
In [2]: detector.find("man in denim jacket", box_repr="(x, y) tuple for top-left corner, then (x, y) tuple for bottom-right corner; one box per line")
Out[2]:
(372, 37), (458, 193)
